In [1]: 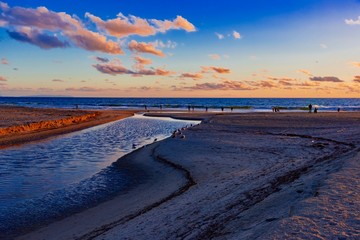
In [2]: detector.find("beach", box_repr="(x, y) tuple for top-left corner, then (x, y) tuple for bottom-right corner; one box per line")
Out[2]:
(0, 106), (137, 148)
(1, 107), (359, 239)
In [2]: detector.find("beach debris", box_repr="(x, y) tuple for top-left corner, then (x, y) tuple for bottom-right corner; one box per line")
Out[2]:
(181, 135), (186, 139)
(154, 138), (157, 142)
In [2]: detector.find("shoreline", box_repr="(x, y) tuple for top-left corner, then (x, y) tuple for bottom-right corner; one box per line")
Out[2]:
(0, 106), (139, 149)
(15, 111), (360, 239)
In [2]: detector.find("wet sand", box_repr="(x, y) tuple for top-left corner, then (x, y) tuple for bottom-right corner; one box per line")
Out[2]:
(11, 111), (360, 239)
(0, 106), (138, 148)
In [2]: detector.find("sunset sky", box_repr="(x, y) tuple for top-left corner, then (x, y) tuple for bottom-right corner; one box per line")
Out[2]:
(0, 0), (360, 97)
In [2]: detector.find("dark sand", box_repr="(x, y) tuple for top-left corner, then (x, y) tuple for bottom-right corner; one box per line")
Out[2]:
(10, 111), (360, 239)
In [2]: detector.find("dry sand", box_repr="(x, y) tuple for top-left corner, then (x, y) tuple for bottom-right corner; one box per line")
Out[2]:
(0, 106), (137, 148)
(13, 111), (360, 239)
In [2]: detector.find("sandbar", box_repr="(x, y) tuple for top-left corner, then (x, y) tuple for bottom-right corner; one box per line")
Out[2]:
(9, 111), (360, 239)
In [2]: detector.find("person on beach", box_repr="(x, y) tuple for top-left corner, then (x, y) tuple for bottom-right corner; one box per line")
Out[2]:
(144, 105), (147, 111)
(188, 105), (191, 111)
(338, 108), (340, 112)
(221, 107), (224, 112)
(231, 107), (233, 112)
(160, 105), (162, 110)
(308, 104), (312, 113)
(314, 107), (318, 113)
(205, 107), (208, 112)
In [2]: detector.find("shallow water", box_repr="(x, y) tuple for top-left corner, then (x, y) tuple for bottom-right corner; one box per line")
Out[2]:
(0, 114), (199, 236)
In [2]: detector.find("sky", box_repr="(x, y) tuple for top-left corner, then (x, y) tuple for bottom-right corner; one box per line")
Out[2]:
(0, 0), (360, 97)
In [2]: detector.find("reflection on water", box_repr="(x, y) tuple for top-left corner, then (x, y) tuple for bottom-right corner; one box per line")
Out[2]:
(0, 114), (199, 236)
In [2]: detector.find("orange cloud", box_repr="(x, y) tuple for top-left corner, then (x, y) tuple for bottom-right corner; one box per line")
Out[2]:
(180, 72), (204, 80)
(209, 66), (231, 74)
(0, 3), (123, 54)
(351, 62), (360, 67)
(0, 76), (7, 81)
(86, 13), (195, 38)
(176, 80), (254, 91)
(134, 56), (152, 65)
(128, 40), (165, 57)
(93, 61), (174, 77)
(354, 76), (360, 83)
(52, 79), (64, 82)
(208, 54), (221, 60)
(233, 30), (241, 39)
(297, 69), (313, 76)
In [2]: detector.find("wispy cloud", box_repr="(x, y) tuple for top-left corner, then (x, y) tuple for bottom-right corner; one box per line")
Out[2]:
(309, 76), (344, 82)
(176, 80), (254, 91)
(52, 79), (64, 82)
(345, 16), (360, 25)
(0, 76), (7, 81)
(297, 69), (313, 76)
(351, 62), (360, 67)
(208, 54), (221, 60)
(128, 40), (165, 57)
(205, 66), (231, 74)
(320, 43), (328, 49)
(94, 56), (110, 63)
(215, 32), (224, 40)
(354, 76), (360, 83)
(233, 30), (241, 39)
(151, 40), (177, 49)
(1, 57), (8, 64)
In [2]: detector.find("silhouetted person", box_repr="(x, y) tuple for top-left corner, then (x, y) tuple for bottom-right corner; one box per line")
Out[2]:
(205, 107), (208, 112)
(314, 107), (318, 113)
(221, 107), (224, 112)
(338, 108), (340, 112)
(144, 105), (147, 110)
(231, 107), (233, 112)
(188, 105), (191, 111)
(308, 104), (312, 113)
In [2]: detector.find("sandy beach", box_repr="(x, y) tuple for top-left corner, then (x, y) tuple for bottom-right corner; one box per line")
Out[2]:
(2, 108), (359, 239)
(0, 106), (137, 149)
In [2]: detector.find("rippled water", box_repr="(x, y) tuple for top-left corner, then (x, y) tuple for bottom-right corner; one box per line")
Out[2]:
(0, 114), (199, 237)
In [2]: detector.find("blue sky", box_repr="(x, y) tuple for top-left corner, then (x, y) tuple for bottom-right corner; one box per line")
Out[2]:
(0, 0), (360, 97)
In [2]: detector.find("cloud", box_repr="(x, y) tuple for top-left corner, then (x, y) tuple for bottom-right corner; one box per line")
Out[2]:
(94, 56), (110, 63)
(1, 57), (8, 64)
(345, 16), (360, 25)
(134, 56), (152, 65)
(128, 40), (165, 57)
(267, 76), (297, 81)
(297, 69), (313, 76)
(201, 66), (230, 74)
(177, 80), (254, 91)
(309, 76), (344, 82)
(93, 61), (174, 77)
(0, 76), (7, 81)
(351, 62), (360, 67)
(0, 3), (123, 54)
(208, 54), (221, 60)
(180, 72), (204, 80)
(93, 63), (135, 75)
(52, 79), (64, 82)
(151, 40), (177, 49)
(86, 13), (195, 38)
(7, 28), (69, 49)
(354, 76), (360, 83)
(320, 43), (328, 49)
(215, 32), (224, 39)
(233, 30), (241, 39)
(65, 87), (110, 92)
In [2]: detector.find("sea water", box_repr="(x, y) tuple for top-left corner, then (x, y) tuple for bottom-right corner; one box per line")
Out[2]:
(0, 114), (199, 237)
(0, 97), (359, 112)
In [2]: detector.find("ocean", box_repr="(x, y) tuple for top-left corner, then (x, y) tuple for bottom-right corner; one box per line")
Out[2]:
(0, 97), (359, 112)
